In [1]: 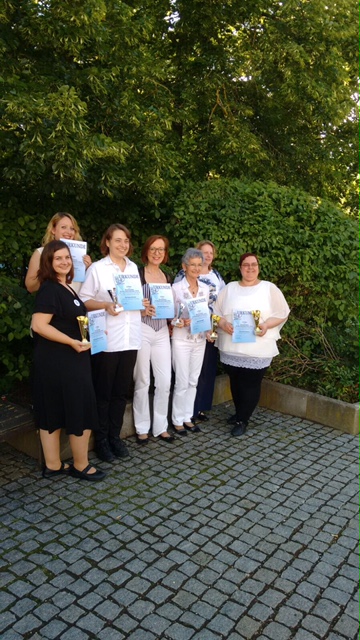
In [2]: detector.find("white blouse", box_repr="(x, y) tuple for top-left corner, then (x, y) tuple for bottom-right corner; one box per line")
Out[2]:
(79, 255), (142, 352)
(171, 278), (210, 343)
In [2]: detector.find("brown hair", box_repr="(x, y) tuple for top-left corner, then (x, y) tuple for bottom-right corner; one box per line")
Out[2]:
(239, 252), (259, 267)
(141, 235), (170, 264)
(196, 240), (218, 260)
(100, 224), (133, 257)
(38, 240), (74, 285)
(42, 213), (82, 245)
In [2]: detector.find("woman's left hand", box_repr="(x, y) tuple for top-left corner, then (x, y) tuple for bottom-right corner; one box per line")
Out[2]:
(143, 304), (156, 317)
(257, 322), (268, 337)
(83, 254), (92, 269)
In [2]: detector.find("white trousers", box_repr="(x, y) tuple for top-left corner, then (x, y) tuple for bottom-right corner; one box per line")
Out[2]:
(171, 338), (206, 425)
(133, 324), (171, 436)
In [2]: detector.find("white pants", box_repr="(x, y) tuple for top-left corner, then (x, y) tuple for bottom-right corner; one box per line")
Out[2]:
(171, 338), (206, 425)
(133, 324), (171, 436)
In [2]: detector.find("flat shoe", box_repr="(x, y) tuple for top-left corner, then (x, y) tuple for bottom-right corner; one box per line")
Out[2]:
(231, 421), (247, 437)
(184, 423), (201, 433)
(70, 464), (106, 481)
(42, 462), (71, 479)
(158, 434), (175, 443)
(136, 434), (149, 445)
(173, 425), (188, 436)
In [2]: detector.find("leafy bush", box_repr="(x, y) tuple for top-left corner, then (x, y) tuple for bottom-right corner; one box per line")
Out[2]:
(0, 275), (34, 394)
(166, 179), (359, 403)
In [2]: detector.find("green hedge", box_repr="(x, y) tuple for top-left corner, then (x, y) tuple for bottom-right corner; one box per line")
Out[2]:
(166, 179), (359, 403)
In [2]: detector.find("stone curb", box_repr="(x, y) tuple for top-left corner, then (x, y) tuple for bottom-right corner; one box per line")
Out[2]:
(5, 374), (359, 461)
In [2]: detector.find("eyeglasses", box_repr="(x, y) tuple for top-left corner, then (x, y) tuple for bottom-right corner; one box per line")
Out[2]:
(149, 248), (165, 254)
(241, 263), (259, 268)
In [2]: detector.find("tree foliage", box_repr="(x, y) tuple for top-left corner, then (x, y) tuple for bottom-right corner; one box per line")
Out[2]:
(0, 1), (358, 400)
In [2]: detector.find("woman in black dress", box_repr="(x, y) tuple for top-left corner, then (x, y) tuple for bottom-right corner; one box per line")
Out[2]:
(31, 240), (105, 481)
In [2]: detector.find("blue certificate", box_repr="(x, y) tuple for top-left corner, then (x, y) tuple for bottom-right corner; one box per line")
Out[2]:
(149, 284), (174, 319)
(88, 310), (108, 355)
(61, 238), (87, 283)
(187, 297), (211, 334)
(114, 274), (144, 311)
(232, 310), (256, 343)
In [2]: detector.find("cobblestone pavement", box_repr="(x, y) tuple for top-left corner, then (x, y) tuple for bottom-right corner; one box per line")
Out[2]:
(1, 403), (359, 640)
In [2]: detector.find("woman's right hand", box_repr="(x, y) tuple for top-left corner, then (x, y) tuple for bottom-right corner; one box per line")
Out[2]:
(71, 340), (91, 353)
(105, 301), (121, 316)
(221, 319), (234, 335)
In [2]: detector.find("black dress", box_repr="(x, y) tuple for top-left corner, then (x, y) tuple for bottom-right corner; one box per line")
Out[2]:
(33, 280), (99, 435)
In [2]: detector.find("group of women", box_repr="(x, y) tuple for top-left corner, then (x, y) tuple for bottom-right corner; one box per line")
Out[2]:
(28, 212), (289, 481)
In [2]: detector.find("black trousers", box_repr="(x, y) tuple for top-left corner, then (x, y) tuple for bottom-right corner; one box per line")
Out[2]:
(91, 350), (137, 443)
(193, 341), (218, 416)
(224, 364), (268, 425)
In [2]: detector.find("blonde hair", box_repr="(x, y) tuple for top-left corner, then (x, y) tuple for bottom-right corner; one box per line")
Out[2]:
(42, 213), (82, 245)
(196, 240), (218, 259)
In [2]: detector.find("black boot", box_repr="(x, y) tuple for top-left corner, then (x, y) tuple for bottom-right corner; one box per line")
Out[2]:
(95, 439), (115, 462)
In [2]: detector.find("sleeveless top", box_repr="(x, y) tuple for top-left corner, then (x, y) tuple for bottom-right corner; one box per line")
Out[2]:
(138, 266), (172, 333)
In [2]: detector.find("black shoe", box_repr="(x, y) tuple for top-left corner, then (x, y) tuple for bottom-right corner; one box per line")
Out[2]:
(227, 414), (237, 424)
(184, 422), (201, 433)
(158, 433), (175, 443)
(196, 412), (209, 422)
(95, 440), (115, 462)
(136, 434), (149, 445)
(70, 464), (106, 482)
(109, 438), (130, 458)
(42, 461), (71, 479)
(231, 421), (247, 437)
(172, 425), (188, 436)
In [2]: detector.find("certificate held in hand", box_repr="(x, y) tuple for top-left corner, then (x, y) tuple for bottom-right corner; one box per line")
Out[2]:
(187, 297), (211, 334)
(232, 310), (256, 343)
(149, 284), (174, 319)
(114, 273), (144, 311)
(88, 310), (108, 355)
(61, 238), (87, 283)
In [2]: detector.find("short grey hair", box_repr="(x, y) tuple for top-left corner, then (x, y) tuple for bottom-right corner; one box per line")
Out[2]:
(182, 248), (204, 266)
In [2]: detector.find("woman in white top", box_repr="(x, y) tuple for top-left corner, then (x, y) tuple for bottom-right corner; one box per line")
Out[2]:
(173, 241), (225, 423)
(25, 212), (91, 294)
(171, 248), (210, 435)
(213, 252), (290, 437)
(133, 235), (174, 444)
(79, 224), (146, 463)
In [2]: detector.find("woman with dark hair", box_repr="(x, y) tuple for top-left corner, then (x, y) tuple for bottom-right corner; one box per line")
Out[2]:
(31, 240), (105, 481)
(171, 248), (210, 434)
(79, 224), (146, 462)
(213, 253), (290, 436)
(25, 212), (91, 293)
(132, 235), (174, 444)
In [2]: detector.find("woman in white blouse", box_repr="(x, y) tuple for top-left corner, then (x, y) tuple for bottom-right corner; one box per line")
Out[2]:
(171, 248), (210, 435)
(79, 224), (146, 462)
(213, 252), (290, 437)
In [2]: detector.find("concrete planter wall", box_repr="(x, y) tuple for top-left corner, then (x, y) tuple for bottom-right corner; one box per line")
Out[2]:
(5, 375), (359, 462)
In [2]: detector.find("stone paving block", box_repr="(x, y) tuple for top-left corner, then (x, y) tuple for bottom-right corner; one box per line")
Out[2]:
(301, 614), (331, 636)
(40, 619), (69, 639)
(12, 614), (41, 635)
(275, 605), (304, 627)
(334, 613), (359, 638)
(262, 621), (293, 639)
(235, 614), (262, 638)
(57, 628), (89, 640)
(164, 622), (196, 639)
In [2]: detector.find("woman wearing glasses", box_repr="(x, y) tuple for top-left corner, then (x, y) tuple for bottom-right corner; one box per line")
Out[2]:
(213, 253), (290, 437)
(132, 236), (174, 444)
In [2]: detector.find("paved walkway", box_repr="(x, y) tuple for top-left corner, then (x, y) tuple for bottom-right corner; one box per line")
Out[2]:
(1, 403), (359, 640)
